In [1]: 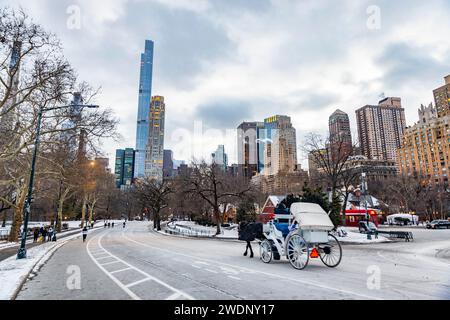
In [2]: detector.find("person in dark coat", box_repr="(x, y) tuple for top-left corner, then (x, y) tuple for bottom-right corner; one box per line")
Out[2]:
(33, 228), (39, 243)
(82, 226), (88, 242)
(47, 227), (53, 242)
(41, 228), (47, 242)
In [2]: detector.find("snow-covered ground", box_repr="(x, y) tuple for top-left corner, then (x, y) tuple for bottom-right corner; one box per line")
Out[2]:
(334, 227), (389, 244)
(167, 221), (239, 239)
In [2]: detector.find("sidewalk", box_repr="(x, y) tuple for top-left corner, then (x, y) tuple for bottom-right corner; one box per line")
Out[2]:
(0, 230), (95, 300)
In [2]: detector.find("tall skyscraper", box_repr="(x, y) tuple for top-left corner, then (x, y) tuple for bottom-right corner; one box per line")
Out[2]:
(115, 148), (135, 188)
(356, 97), (406, 161)
(134, 40), (154, 178)
(398, 102), (450, 186)
(329, 109), (352, 154)
(163, 149), (174, 179)
(211, 145), (228, 171)
(237, 121), (265, 178)
(433, 75), (450, 118)
(145, 96), (165, 181)
(263, 115), (298, 176)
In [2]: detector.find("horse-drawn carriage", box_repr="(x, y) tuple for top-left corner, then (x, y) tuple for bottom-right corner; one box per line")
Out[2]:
(259, 202), (342, 270)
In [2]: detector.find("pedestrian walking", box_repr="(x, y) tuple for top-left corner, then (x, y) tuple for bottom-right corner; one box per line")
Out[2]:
(82, 226), (88, 242)
(33, 228), (39, 243)
(47, 227), (53, 242)
(42, 228), (47, 242)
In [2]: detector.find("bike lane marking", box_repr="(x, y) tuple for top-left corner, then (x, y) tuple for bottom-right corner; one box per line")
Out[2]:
(86, 231), (195, 301)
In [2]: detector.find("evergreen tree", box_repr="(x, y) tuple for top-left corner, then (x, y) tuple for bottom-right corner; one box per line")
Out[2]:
(300, 187), (330, 212)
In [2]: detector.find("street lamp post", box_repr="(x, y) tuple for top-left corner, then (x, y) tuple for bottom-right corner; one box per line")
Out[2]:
(17, 102), (99, 259)
(361, 172), (372, 240)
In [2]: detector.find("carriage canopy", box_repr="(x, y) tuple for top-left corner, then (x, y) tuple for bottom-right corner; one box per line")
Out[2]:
(290, 203), (334, 231)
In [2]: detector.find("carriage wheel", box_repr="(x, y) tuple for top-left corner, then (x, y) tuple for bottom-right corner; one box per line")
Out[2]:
(318, 234), (342, 268)
(287, 234), (309, 270)
(260, 240), (273, 263)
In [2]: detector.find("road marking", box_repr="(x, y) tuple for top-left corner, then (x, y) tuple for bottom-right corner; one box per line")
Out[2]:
(126, 278), (152, 288)
(228, 276), (241, 280)
(122, 230), (382, 300)
(86, 231), (194, 301)
(111, 267), (133, 274)
(96, 255), (113, 261)
(86, 234), (141, 301)
(166, 292), (182, 300)
(101, 261), (122, 266)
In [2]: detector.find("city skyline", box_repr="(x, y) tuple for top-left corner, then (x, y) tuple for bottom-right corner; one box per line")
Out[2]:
(3, 1), (450, 168)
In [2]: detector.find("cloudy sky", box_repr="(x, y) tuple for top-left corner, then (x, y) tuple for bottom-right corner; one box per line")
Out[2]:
(2, 0), (450, 168)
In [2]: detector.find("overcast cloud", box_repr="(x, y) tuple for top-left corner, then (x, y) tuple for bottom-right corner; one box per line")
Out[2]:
(2, 0), (450, 167)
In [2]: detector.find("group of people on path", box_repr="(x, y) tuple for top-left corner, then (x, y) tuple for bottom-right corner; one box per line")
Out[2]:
(33, 226), (55, 243)
(103, 220), (127, 229)
(81, 220), (128, 243)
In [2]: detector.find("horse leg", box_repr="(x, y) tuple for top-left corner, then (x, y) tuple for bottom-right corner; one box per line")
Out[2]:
(249, 242), (254, 258)
(243, 242), (249, 256)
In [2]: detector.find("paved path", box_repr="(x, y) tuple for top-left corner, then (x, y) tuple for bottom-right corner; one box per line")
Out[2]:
(17, 222), (450, 300)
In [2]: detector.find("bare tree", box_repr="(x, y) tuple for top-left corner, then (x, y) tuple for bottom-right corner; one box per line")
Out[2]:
(183, 161), (252, 235)
(0, 8), (119, 241)
(134, 178), (173, 231)
(303, 133), (356, 225)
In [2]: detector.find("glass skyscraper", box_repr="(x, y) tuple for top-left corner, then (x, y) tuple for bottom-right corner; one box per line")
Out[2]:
(145, 96), (165, 181)
(135, 40), (154, 178)
(115, 148), (136, 188)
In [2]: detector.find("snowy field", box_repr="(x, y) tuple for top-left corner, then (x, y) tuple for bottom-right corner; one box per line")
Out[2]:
(334, 227), (389, 243)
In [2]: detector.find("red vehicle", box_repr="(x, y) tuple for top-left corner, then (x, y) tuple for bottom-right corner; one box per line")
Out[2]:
(343, 209), (382, 227)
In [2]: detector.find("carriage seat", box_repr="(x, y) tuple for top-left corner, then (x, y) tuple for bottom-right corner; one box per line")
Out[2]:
(272, 224), (284, 239)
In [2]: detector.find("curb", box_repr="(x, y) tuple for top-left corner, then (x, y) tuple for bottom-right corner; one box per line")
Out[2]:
(9, 228), (103, 300)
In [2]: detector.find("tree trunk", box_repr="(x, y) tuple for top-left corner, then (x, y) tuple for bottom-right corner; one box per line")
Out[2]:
(57, 198), (64, 232)
(214, 207), (221, 235)
(88, 201), (96, 225)
(57, 189), (70, 232)
(81, 195), (87, 228)
(8, 186), (27, 242)
(153, 211), (161, 231)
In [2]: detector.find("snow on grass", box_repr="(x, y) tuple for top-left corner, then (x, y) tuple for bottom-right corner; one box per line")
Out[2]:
(334, 227), (389, 244)
(167, 221), (239, 239)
